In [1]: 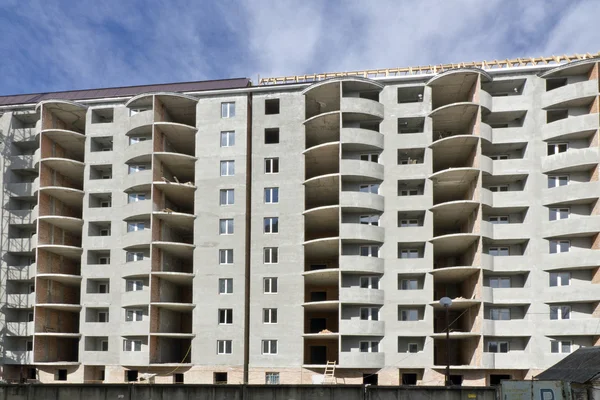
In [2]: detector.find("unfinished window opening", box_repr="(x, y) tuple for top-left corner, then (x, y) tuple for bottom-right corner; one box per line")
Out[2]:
(91, 108), (114, 124)
(265, 128), (280, 144)
(265, 99), (280, 115)
(214, 372), (228, 384)
(397, 86), (424, 103)
(398, 117), (425, 134)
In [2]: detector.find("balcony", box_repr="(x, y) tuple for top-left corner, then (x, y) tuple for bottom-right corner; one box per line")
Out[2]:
(340, 191), (384, 213)
(120, 351), (150, 366)
(340, 159), (384, 181)
(128, 109), (154, 131)
(6, 293), (35, 308)
(340, 223), (384, 243)
(4, 351), (33, 365)
(9, 155), (35, 170)
(340, 320), (385, 336)
(122, 290), (150, 307)
(340, 288), (384, 304)
(339, 352), (384, 368)
(542, 148), (599, 174)
(340, 97), (384, 119)
(542, 216), (600, 238)
(541, 79), (599, 109)
(339, 256), (384, 274)
(7, 238), (33, 253)
(122, 229), (152, 248)
(121, 259), (152, 278)
(481, 352), (533, 369)
(341, 128), (383, 150)
(4, 321), (34, 336)
(6, 182), (37, 198)
(126, 139), (153, 160)
(124, 169), (153, 190)
(541, 181), (600, 206)
(121, 320), (150, 337)
(7, 209), (37, 225)
(542, 113), (599, 141)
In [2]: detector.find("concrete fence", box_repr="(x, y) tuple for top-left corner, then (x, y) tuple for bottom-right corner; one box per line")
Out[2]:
(0, 384), (497, 400)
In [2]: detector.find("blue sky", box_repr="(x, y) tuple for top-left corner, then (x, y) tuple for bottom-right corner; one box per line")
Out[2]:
(0, 0), (599, 95)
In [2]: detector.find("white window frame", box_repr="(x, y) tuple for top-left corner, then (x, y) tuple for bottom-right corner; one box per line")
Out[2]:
(125, 309), (143, 322)
(265, 158), (279, 174)
(550, 240), (570, 254)
(490, 155), (509, 160)
(359, 215), (379, 226)
(408, 343), (419, 353)
(400, 309), (419, 321)
(128, 164), (146, 174)
(400, 279), (419, 290)
(264, 217), (279, 234)
(489, 185), (509, 192)
(265, 372), (280, 385)
(219, 278), (233, 294)
(549, 207), (569, 221)
(264, 187), (279, 204)
(488, 341), (509, 353)
(400, 219), (419, 227)
(359, 341), (379, 353)
(490, 308), (511, 321)
(221, 102), (235, 118)
(360, 276), (380, 289)
(100, 228), (111, 236)
(550, 305), (571, 320)
(219, 219), (234, 235)
(128, 193), (146, 203)
(126, 252), (144, 262)
(220, 189), (235, 206)
(549, 272), (571, 287)
(126, 280), (143, 292)
(127, 222), (145, 232)
(399, 189), (419, 196)
(359, 184), (380, 194)
(547, 143), (568, 155)
(489, 216), (509, 224)
(123, 339), (142, 352)
(263, 247), (279, 264)
(489, 277), (511, 288)
(217, 340), (233, 354)
(220, 160), (235, 176)
(220, 131), (235, 147)
(550, 340), (572, 354)
(98, 256), (110, 265)
(219, 249), (234, 265)
(128, 136), (148, 145)
(360, 245), (379, 257)
(400, 249), (419, 259)
(100, 200), (111, 208)
(489, 247), (509, 256)
(218, 309), (233, 325)
(360, 307), (379, 321)
(263, 308), (278, 324)
(548, 175), (569, 188)
(262, 339), (278, 355)
(360, 153), (379, 163)
(263, 277), (278, 294)
(97, 310), (109, 323)
(98, 283), (109, 294)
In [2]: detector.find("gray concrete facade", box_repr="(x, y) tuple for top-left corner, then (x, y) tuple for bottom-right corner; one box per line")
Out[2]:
(0, 57), (599, 386)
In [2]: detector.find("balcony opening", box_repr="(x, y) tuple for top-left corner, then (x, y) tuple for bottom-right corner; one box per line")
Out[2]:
(214, 372), (227, 384)
(482, 79), (525, 96)
(397, 86), (424, 104)
(88, 221), (111, 237)
(90, 136), (113, 152)
(484, 110), (526, 129)
(397, 243), (425, 259)
(306, 309), (338, 334)
(126, 370), (138, 382)
(547, 109), (568, 124)
(397, 148), (424, 165)
(87, 250), (111, 266)
(87, 279), (110, 294)
(397, 179), (424, 197)
(84, 336), (109, 351)
(398, 117), (424, 134)
(546, 78), (567, 92)
(398, 211), (425, 228)
(91, 108), (114, 124)
(434, 338), (477, 367)
(89, 193), (112, 208)
(363, 373), (378, 386)
(398, 337), (425, 353)
(482, 142), (527, 160)
(265, 98), (280, 115)
(401, 372), (420, 385)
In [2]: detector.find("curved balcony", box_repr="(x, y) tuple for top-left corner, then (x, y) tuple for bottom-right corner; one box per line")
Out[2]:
(151, 271), (195, 284)
(542, 216), (600, 239)
(427, 67), (491, 87)
(542, 113), (599, 142)
(541, 181), (600, 206)
(431, 234), (479, 259)
(481, 188), (528, 209)
(37, 215), (83, 232)
(304, 174), (339, 210)
(152, 181), (197, 203)
(480, 221), (531, 241)
(150, 302), (195, 311)
(304, 205), (339, 241)
(303, 269), (339, 286)
(340, 191), (384, 213)
(480, 122), (493, 142)
(152, 242), (195, 259)
(340, 223), (384, 243)
(40, 158), (84, 183)
(540, 249), (600, 271)
(36, 273), (82, 286)
(341, 128), (383, 151)
(303, 237), (339, 260)
(303, 76), (383, 96)
(304, 142), (340, 180)
(126, 121), (153, 138)
(480, 254), (531, 273)
(431, 200), (479, 222)
(121, 259), (152, 278)
(430, 266), (480, 283)
(154, 152), (196, 182)
(127, 139), (153, 160)
(34, 303), (81, 312)
(340, 287), (384, 304)
(340, 320), (385, 336)
(304, 112), (340, 149)
(122, 230), (152, 248)
(542, 148), (599, 174)
(541, 79), (599, 109)
(122, 199), (153, 219)
(430, 167), (479, 188)
(154, 122), (197, 153)
(122, 290), (150, 307)
(302, 300), (339, 311)
(339, 352), (384, 369)
(126, 92), (154, 109)
(430, 103), (480, 143)
(339, 255), (384, 274)
(340, 159), (383, 181)
(124, 169), (153, 189)
(121, 320), (150, 337)
(40, 128), (85, 155)
(540, 58), (599, 79)
(153, 211), (195, 229)
(340, 97), (384, 120)
(36, 244), (83, 259)
(120, 351), (150, 367)
(430, 133), (479, 153)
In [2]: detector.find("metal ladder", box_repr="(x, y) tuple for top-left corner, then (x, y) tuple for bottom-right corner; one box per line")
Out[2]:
(323, 361), (336, 384)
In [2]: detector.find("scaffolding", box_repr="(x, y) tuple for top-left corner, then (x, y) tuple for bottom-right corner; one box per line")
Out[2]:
(258, 52), (600, 85)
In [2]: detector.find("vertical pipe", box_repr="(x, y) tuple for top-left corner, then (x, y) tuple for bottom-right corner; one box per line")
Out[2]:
(445, 305), (450, 386)
(243, 92), (253, 384)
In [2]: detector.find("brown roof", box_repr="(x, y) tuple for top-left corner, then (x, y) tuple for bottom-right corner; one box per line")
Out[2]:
(536, 347), (600, 384)
(0, 78), (251, 107)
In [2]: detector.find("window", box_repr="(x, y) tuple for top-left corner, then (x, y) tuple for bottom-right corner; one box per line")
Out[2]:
(360, 307), (379, 321)
(360, 184), (380, 194)
(126, 280), (143, 292)
(551, 340), (571, 354)
(99, 256), (110, 265)
(218, 309), (233, 325)
(360, 245), (379, 257)
(265, 128), (280, 144)
(220, 131), (235, 147)
(547, 143), (568, 155)
(360, 153), (379, 163)
(221, 102), (235, 118)
(549, 272), (571, 287)
(360, 215), (379, 226)
(550, 240), (570, 254)
(489, 247), (509, 256)
(265, 99), (280, 115)
(489, 216), (509, 224)
(399, 249), (419, 259)
(548, 175), (569, 188)
(27, 312), (34, 322)
(217, 340), (232, 354)
(265, 158), (279, 174)
(489, 185), (509, 192)
(128, 193), (145, 203)
(219, 278), (233, 294)
(126, 252), (144, 262)
(402, 373), (418, 385)
(490, 155), (509, 160)
(100, 200), (111, 208)
(220, 160), (235, 176)
(360, 341), (379, 353)
(219, 219), (234, 235)
(549, 208), (569, 221)
(97, 311), (109, 323)
(550, 305), (571, 320)
(219, 249), (234, 265)
(263, 308), (278, 324)
(264, 187), (279, 204)
(264, 217), (279, 234)
(490, 308), (511, 320)
(400, 219), (419, 227)
(98, 283), (109, 293)
(264, 247), (279, 264)
(127, 222), (145, 232)
(56, 369), (67, 381)
(265, 372), (280, 385)
(214, 372), (228, 384)
(129, 136), (148, 145)
(400, 309), (419, 321)
(220, 189), (235, 205)
(126, 309), (143, 322)
(100, 340), (109, 351)
(400, 279), (419, 290)
(262, 340), (278, 355)
(360, 276), (380, 289)
(100, 228), (111, 236)
(489, 277), (511, 288)
(408, 343), (419, 353)
(488, 341), (509, 353)
(264, 277), (278, 294)
(128, 165), (146, 174)
(399, 189), (419, 196)
(123, 339), (142, 352)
